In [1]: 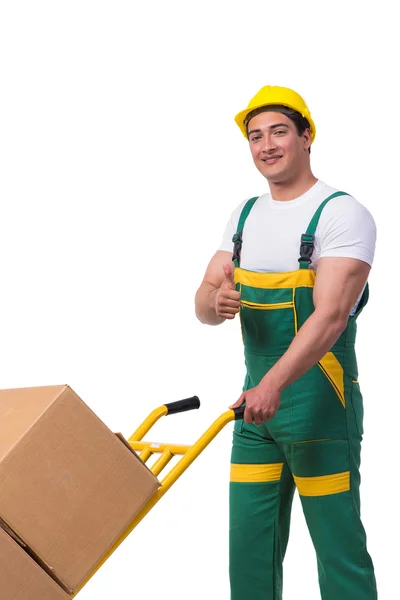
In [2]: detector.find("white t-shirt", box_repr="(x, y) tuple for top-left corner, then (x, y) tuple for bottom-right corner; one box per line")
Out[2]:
(218, 180), (377, 314)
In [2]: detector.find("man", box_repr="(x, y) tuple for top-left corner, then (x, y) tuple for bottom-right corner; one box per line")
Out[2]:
(194, 86), (377, 599)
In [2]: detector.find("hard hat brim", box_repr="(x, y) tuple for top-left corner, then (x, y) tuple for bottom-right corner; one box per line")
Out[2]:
(235, 102), (316, 143)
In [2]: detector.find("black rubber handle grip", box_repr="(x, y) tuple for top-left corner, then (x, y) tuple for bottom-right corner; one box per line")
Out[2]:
(233, 406), (245, 420)
(165, 396), (200, 415)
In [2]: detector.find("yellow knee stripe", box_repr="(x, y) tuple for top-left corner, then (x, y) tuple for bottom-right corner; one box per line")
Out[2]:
(294, 471), (350, 496)
(230, 463), (284, 483)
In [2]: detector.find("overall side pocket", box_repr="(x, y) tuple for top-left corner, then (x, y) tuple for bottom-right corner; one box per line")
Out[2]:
(350, 380), (364, 437)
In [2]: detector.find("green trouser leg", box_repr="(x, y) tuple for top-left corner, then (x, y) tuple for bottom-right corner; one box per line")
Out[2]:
(300, 492), (377, 600)
(229, 423), (295, 600)
(287, 436), (377, 599)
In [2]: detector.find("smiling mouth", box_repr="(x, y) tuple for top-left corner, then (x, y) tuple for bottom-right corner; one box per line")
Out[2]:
(261, 156), (283, 165)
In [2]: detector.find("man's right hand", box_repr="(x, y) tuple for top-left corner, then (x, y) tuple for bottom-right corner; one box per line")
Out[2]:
(215, 264), (241, 320)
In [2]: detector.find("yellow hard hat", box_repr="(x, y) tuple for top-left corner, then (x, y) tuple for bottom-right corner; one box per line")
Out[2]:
(234, 85), (316, 142)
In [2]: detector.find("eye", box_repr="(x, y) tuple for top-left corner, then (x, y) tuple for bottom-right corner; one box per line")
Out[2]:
(250, 135), (262, 142)
(274, 129), (286, 136)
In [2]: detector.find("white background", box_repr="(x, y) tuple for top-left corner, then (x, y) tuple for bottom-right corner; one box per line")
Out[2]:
(0, 1), (398, 598)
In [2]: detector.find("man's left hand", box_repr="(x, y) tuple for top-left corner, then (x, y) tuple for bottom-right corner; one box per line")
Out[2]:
(229, 380), (281, 425)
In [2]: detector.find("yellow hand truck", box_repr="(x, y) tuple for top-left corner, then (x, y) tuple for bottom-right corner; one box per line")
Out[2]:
(71, 397), (244, 597)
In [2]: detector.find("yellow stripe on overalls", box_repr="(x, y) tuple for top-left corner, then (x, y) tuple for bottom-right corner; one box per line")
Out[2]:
(234, 268), (315, 289)
(230, 463), (284, 483)
(294, 471), (350, 496)
(318, 352), (346, 407)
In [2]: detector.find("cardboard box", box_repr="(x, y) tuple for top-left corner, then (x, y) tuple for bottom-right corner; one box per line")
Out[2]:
(0, 385), (160, 594)
(0, 525), (70, 600)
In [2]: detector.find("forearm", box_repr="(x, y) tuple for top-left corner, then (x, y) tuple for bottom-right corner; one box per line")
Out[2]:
(195, 282), (225, 325)
(262, 309), (348, 391)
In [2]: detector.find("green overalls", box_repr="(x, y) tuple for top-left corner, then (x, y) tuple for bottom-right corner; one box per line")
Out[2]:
(229, 192), (377, 600)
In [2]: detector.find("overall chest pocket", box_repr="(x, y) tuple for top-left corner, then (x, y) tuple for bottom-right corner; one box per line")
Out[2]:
(239, 285), (297, 351)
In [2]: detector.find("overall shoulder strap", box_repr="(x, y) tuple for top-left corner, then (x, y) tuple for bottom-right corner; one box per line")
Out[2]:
(232, 196), (259, 267)
(298, 191), (349, 269)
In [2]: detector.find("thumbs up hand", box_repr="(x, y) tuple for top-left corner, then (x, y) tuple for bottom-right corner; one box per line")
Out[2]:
(215, 264), (241, 320)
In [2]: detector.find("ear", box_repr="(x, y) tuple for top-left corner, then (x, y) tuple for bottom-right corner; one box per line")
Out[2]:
(303, 128), (312, 151)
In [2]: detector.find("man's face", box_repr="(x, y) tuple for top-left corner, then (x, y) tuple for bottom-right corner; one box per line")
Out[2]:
(247, 111), (311, 183)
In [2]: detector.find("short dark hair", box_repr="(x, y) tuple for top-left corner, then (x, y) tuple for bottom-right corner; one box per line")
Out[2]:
(245, 104), (312, 153)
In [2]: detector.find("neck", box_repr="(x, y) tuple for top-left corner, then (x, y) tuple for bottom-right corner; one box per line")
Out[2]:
(269, 169), (318, 202)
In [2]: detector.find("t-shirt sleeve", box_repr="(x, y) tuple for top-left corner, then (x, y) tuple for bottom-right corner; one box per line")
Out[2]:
(217, 200), (248, 253)
(316, 195), (377, 266)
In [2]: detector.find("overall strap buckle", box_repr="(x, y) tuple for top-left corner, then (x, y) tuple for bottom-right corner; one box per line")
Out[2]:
(232, 232), (243, 264)
(298, 233), (315, 264)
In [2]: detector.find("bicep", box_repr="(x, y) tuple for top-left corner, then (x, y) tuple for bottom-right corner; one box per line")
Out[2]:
(200, 251), (234, 289)
(313, 257), (371, 318)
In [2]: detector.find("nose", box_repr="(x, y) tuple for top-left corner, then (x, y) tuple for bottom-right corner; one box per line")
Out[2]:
(260, 133), (277, 154)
